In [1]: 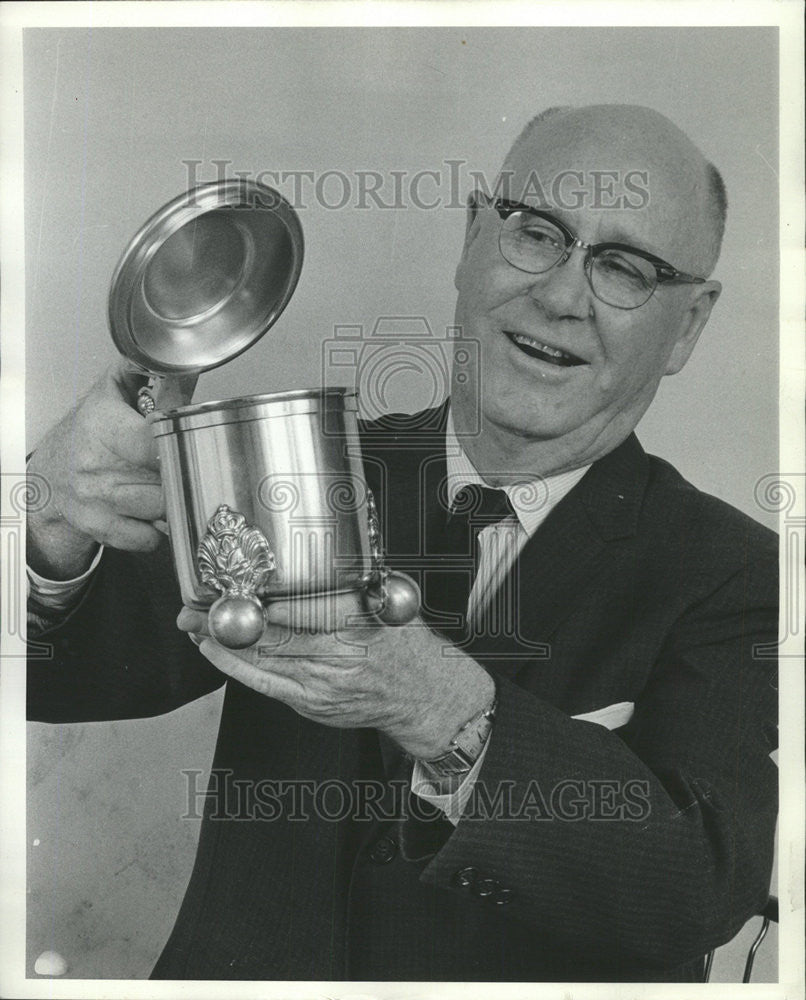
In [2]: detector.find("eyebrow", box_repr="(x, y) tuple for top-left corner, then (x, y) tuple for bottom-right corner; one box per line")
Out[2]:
(499, 198), (667, 259)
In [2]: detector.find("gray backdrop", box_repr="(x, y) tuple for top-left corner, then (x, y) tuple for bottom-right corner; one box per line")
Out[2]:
(25, 26), (779, 980)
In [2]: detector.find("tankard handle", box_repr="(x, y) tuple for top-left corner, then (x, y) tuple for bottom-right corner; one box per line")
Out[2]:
(119, 365), (199, 417)
(362, 489), (420, 626)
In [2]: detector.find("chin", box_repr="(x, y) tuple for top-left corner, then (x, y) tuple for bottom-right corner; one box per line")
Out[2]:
(481, 397), (571, 442)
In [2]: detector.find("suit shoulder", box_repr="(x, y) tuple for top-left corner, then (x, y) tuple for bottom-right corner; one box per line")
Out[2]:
(358, 405), (448, 460)
(642, 453), (778, 565)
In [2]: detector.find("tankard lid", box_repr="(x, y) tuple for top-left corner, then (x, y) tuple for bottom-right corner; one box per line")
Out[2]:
(108, 179), (303, 377)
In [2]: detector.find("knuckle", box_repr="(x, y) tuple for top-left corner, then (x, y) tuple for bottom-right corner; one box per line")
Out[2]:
(139, 530), (161, 552)
(73, 477), (96, 503)
(93, 525), (115, 547)
(91, 510), (120, 548)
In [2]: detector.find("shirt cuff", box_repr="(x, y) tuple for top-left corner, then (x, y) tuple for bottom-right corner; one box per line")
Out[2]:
(27, 545), (104, 613)
(411, 738), (492, 826)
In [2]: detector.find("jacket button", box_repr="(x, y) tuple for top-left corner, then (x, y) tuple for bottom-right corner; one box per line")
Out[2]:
(492, 887), (514, 905)
(472, 877), (499, 898)
(452, 866), (478, 888)
(368, 835), (398, 865)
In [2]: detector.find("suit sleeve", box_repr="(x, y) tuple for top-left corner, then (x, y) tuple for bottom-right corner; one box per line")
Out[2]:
(27, 539), (225, 723)
(416, 545), (778, 970)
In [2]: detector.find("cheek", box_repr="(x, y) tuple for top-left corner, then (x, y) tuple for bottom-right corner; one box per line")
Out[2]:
(457, 237), (523, 314)
(599, 310), (681, 390)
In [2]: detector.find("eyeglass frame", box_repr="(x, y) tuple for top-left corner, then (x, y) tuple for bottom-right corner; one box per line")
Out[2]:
(479, 193), (707, 310)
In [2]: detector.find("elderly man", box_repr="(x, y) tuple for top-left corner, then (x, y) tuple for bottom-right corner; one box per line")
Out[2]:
(27, 104), (777, 982)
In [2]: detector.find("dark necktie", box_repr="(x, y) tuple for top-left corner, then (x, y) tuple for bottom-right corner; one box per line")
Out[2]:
(425, 483), (516, 638)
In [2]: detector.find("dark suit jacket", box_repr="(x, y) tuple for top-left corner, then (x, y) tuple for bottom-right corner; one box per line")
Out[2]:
(28, 404), (778, 982)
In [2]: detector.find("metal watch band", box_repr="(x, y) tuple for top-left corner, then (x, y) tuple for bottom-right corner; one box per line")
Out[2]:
(417, 697), (497, 780)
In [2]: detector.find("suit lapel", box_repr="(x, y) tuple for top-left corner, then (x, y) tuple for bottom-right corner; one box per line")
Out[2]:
(360, 410), (651, 766)
(464, 434), (650, 670)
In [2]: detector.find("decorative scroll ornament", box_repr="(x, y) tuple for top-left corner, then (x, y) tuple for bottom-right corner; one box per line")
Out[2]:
(365, 489), (384, 574)
(197, 504), (276, 648)
(136, 376), (160, 416)
(136, 387), (156, 416)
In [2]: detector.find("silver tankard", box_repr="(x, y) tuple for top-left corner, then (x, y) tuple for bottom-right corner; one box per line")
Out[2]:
(108, 180), (419, 648)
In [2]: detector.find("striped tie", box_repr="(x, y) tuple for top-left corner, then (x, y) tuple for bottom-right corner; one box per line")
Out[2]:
(424, 483), (515, 639)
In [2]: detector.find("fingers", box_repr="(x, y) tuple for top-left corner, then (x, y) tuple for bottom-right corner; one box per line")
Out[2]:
(62, 477), (165, 548)
(177, 607), (210, 636)
(177, 606), (321, 654)
(29, 359), (170, 563)
(265, 591), (379, 635)
(108, 357), (151, 407)
(105, 480), (164, 520)
(84, 367), (160, 470)
(176, 606), (370, 670)
(107, 356), (198, 412)
(103, 358), (197, 469)
(198, 638), (303, 704)
(101, 400), (161, 470)
(69, 504), (165, 551)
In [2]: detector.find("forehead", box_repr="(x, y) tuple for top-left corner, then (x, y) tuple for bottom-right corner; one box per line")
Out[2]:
(500, 112), (710, 267)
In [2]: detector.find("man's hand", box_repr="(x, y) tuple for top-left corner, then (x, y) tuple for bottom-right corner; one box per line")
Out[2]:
(178, 594), (496, 760)
(27, 358), (196, 579)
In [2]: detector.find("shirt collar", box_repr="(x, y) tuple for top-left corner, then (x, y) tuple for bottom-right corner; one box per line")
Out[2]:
(445, 407), (590, 538)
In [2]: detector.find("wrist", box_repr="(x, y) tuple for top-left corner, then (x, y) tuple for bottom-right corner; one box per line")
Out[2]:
(27, 510), (99, 580)
(399, 667), (496, 761)
(416, 693), (497, 780)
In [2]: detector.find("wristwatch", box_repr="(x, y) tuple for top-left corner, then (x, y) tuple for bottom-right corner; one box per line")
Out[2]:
(417, 697), (497, 780)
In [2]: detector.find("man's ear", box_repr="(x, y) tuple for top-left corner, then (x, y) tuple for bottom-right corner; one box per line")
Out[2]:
(454, 191), (484, 289)
(665, 280), (722, 375)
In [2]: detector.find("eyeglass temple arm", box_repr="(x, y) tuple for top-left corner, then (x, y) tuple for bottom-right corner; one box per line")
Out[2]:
(646, 256), (707, 285)
(656, 270), (706, 285)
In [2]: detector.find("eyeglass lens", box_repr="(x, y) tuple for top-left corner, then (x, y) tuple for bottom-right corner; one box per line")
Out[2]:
(500, 211), (657, 309)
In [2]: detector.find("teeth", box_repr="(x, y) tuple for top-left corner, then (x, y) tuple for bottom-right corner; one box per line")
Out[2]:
(511, 333), (569, 359)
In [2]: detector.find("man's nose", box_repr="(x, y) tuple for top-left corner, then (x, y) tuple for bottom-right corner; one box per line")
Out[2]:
(526, 249), (593, 320)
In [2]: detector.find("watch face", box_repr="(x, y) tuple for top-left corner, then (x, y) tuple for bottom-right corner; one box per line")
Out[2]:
(420, 701), (496, 776)
(422, 748), (474, 779)
(454, 715), (493, 757)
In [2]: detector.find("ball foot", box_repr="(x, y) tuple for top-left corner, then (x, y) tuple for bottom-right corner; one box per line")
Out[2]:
(208, 594), (265, 648)
(364, 571), (420, 625)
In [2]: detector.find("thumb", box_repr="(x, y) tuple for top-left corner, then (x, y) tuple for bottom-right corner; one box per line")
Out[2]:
(107, 356), (199, 413)
(107, 355), (152, 409)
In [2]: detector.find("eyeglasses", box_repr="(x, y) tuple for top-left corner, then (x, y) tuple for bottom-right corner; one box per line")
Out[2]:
(487, 196), (706, 310)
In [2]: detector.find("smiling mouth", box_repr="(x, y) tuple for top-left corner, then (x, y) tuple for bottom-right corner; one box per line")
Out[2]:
(504, 331), (586, 368)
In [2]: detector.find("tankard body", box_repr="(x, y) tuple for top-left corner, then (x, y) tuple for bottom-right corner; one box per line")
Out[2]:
(151, 388), (373, 610)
